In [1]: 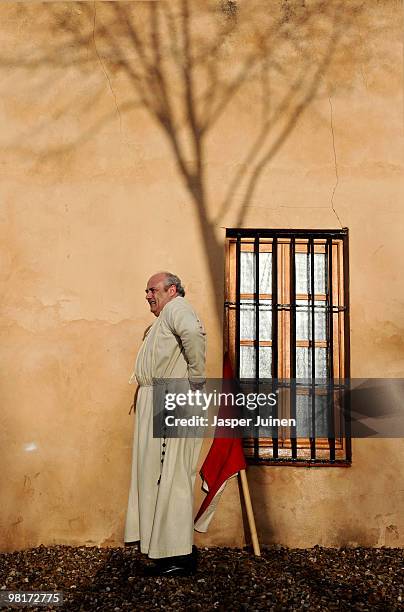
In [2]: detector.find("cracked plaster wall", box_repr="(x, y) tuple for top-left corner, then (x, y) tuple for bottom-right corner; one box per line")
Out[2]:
(0, 1), (404, 551)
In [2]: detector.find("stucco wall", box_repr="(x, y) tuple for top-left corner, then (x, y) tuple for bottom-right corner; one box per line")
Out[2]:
(0, 1), (403, 551)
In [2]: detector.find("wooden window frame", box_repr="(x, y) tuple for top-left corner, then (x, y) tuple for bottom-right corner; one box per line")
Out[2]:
(225, 228), (351, 466)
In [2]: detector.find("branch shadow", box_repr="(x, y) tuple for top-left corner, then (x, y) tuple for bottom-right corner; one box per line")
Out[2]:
(0, 0), (368, 324)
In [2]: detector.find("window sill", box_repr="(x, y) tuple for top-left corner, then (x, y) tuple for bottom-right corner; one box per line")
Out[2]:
(247, 458), (351, 467)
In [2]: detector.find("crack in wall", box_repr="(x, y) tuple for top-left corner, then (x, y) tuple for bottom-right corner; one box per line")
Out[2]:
(328, 96), (343, 228)
(92, 2), (122, 136)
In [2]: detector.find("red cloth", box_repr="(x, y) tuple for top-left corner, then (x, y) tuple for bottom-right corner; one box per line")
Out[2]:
(194, 353), (246, 526)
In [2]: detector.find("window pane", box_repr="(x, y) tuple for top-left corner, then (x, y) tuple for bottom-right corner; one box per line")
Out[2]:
(316, 347), (327, 378)
(295, 253), (325, 294)
(296, 347), (328, 378)
(296, 392), (330, 436)
(259, 300), (272, 340)
(259, 252), (272, 294)
(240, 299), (272, 341)
(296, 347), (310, 378)
(296, 300), (326, 341)
(240, 345), (255, 378)
(240, 300), (254, 341)
(259, 346), (272, 378)
(240, 345), (272, 378)
(240, 251), (272, 294)
(296, 394), (312, 437)
(241, 252), (254, 294)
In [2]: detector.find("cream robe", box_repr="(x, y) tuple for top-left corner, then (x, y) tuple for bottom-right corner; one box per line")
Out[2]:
(124, 296), (206, 558)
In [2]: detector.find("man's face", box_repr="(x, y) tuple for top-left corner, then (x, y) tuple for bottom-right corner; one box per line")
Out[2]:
(145, 273), (176, 317)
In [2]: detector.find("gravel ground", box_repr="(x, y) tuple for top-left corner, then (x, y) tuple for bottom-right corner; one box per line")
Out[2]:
(0, 545), (403, 611)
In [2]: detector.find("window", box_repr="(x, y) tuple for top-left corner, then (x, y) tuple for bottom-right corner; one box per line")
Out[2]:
(225, 228), (351, 465)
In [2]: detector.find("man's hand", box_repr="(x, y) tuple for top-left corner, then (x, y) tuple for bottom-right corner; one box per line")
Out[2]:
(189, 379), (205, 392)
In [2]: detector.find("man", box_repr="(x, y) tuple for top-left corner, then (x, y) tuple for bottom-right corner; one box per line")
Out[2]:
(124, 272), (206, 576)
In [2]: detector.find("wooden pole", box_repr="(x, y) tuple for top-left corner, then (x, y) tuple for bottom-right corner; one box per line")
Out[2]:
(239, 469), (261, 556)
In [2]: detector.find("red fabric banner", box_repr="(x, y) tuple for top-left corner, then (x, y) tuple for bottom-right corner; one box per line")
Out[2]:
(194, 353), (246, 527)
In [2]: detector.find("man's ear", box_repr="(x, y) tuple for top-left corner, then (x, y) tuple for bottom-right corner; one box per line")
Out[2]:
(168, 285), (177, 297)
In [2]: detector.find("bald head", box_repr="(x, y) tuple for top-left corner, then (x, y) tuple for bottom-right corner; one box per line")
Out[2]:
(145, 272), (184, 317)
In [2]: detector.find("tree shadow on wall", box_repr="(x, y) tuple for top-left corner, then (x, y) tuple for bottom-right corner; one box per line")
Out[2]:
(0, 0), (369, 323)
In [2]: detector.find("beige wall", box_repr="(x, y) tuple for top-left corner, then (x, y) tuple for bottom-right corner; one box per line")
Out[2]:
(1, 1), (404, 551)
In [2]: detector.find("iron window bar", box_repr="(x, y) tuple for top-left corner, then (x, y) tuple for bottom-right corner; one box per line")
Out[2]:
(227, 228), (348, 238)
